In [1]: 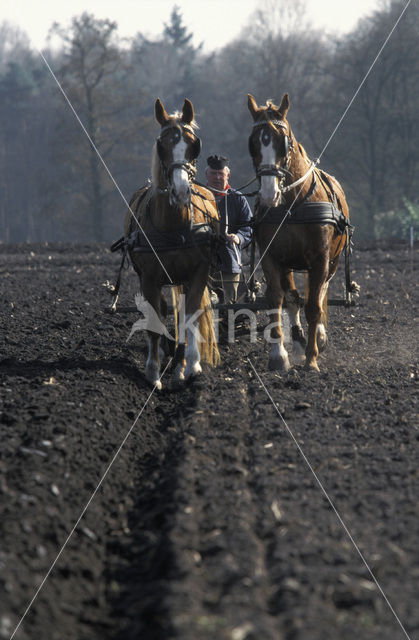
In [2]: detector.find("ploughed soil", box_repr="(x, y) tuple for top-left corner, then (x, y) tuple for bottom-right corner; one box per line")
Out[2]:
(0, 240), (418, 640)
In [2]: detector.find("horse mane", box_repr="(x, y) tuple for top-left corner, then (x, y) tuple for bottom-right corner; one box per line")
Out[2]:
(151, 144), (160, 188)
(297, 141), (310, 163)
(151, 112), (199, 188)
(170, 111), (199, 130)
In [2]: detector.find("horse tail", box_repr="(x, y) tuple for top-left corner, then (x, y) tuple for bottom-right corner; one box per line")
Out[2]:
(170, 286), (220, 367)
(171, 285), (183, 345)
(198, 287), (220, 367)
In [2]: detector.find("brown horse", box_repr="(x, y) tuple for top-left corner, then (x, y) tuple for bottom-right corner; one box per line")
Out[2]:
(247, 93), (350, 372)
(125, 98), (220, 388)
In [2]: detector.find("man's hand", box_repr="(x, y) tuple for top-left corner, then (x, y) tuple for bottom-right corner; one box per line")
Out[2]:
(226, 233), (240, 245)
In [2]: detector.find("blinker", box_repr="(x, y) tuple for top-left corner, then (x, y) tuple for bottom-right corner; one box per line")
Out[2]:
(157, 125), (201, 163)
(190, 135), (202, 160)
(156, 137), (164, 161)
(283, 135), (289, 157)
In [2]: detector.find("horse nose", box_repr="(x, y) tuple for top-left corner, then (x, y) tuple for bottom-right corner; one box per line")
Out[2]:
(179, 182), (190, 201)
(172, 168), (190, 202)
(260, 178), (280, 206)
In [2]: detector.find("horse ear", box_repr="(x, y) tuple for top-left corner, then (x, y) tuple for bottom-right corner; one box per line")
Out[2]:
(278, 93), (290, 118)
(247, 94), (259, 120)
(182, 98), (194, 124)
(155, 98), (169, 125)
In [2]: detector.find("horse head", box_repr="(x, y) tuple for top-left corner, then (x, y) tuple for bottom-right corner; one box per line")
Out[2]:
(247, 93), (292, 207)
(154, 98), (201, 207)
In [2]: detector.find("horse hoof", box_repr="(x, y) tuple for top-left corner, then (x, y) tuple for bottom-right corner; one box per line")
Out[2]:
(293, 348), (306, 364)
(146, 366), (162, 389)
(185, 362), (202, 379)
(304, 361), (320, 373)
(268, 357), (290, 372)
(291, 327), (306, 358)
(172, 364), (185, 384)
(147, 378), (162, 390)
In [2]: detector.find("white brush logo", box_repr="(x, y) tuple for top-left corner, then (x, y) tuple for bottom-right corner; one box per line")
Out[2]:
(126, 293), (174, 342)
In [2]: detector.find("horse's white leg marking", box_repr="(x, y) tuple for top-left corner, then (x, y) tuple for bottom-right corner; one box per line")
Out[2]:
(317, 282), (329, 352)
(173, 331), (186, 383)
(269, 342), (290, 372)
(285, 292), (306, 360)
(260, 138), (279, 205)
(145, 335), (162, 390)
(171, 139), (190, 205)
(264, 305), (290, 371)
(184, 314), (202, 379)
(317, 322), (327, 351)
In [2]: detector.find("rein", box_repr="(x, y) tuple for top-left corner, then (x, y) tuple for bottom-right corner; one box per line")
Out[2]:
(281, 161), (317, 194)
(192, 178), (259, 198)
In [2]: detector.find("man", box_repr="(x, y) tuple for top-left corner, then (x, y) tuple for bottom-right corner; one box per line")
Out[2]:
(206, 155), (252, 303)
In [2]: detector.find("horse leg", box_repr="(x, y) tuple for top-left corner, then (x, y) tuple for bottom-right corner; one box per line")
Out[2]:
(183, 272), (209, 379)
(141, 283), (164, 389)
(158, 293), (174, 361)
(264, 264), (290, 371)
(316, 281), (329, 353)
(316, 259), (339, 353)
(172, 290), (201, 383)
(281, 271), (306, 362)
(145, 331), (162, 389)
(172, 341), (186, 383)
(304, 260), (328, 372)
(184, 315), (202, 379)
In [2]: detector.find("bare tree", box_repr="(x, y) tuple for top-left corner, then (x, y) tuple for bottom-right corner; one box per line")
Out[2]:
(49, 13), (132, 241)
(315, 0), (419, 237)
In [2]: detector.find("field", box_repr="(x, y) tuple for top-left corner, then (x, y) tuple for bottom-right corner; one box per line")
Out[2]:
(0, 241), (418, 640)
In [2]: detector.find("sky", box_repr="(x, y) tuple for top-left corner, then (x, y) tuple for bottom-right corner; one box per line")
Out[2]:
(3, 0), (383, 52)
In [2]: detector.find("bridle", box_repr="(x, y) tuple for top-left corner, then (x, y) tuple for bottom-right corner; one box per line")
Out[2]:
(250, 118), (316, 196)
(156, 123), (201, 188)
(251, 119), (293, 181)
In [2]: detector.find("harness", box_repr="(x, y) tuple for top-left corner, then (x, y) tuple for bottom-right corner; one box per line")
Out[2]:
(129, 196), (217, 254)
(257, 201), (349, 234)
(108, 180), (219, 309)
(115, 182), (218, 254)
(249, 118), (350, 235)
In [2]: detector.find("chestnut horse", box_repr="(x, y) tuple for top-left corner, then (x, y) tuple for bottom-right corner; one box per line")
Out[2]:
(247, 93), (350, 372)
(125, 98), (220, 388)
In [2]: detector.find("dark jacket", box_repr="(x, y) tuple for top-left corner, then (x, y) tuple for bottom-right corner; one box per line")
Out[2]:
(215, 188), (253, 273)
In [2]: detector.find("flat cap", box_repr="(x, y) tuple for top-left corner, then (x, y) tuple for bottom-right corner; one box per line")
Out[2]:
(207, 154), (229, 170)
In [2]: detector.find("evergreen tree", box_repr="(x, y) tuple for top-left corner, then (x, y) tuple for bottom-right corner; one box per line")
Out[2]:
(163, 5), (193, 50)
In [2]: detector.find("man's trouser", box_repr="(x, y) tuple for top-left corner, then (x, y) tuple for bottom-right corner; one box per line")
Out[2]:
(213, 271), (240, 304)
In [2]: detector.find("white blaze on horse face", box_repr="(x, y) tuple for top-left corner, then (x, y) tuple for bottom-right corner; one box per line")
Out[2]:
(260, 137), (280, 206)
(171, 138), (190, 205)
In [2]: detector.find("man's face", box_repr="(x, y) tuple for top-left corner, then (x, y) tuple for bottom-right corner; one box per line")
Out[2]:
(206, 167), (230, 192)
